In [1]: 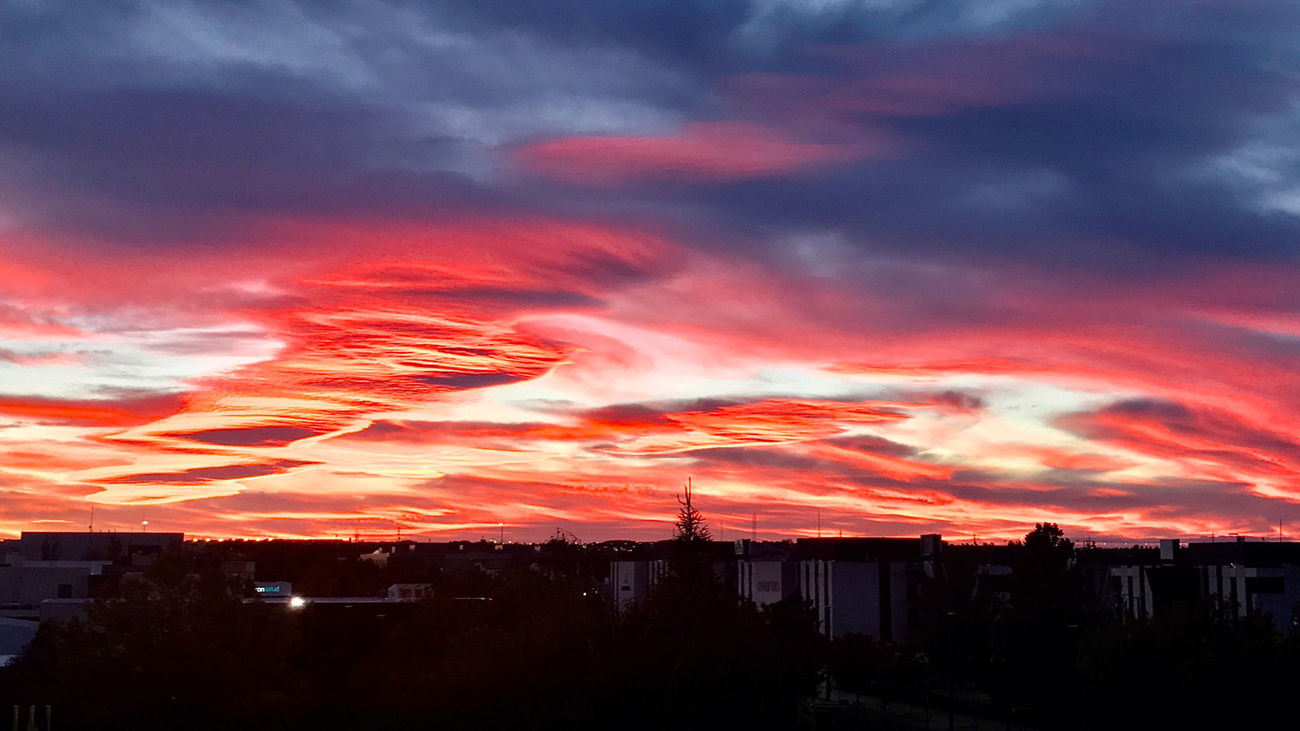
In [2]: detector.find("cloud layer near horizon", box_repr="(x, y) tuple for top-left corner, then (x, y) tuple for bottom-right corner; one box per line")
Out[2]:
(2, 0), (1300, 542)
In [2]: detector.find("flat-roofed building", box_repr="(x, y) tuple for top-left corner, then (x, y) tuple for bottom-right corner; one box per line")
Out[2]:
(795, 536), (940, 641)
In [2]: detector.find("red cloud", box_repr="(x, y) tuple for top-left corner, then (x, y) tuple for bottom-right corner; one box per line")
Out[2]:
(0, 393), (185, 427)
(100, 459), (317, 485)
(5, 212), (1300, 542)
(512, 122), (880, 184)
(666, 398), (908, 443)
(1059, 399), (1300, 486)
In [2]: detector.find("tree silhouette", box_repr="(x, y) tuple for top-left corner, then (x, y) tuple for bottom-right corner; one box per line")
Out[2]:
(4, 544), (299, 730)
(672, 478), (711, 544)
(1016, 522), (1076, 618)
(992, 522), (1083, 723)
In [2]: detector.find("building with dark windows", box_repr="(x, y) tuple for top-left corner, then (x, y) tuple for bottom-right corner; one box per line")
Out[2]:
(0, 531), (184, 622)
(1080, 537), (1300, 630)
(735, 540), (798, 608)
(1182, 538), (1300, 629)
(605, 539), (740, 611)
(607, 535), (942, 642)
(795, 535), (940, 641)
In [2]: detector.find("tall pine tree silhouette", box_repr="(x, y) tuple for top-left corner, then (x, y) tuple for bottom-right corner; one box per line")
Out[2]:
(673, 477), (711, 544)
(669, 478), (713, 588)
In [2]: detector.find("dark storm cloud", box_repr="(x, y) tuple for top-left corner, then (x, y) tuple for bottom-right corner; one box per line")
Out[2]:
(2, 0), (1298, 272)
(436, 0), (1089, 65)
(694, 21), (1300, 270)
(0, 84), (504, 243)
(0, 0), (694, 241)
(502, 1), (1300, 275)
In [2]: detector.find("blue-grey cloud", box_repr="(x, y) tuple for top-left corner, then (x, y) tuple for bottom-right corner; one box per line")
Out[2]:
(1, 0), (1297, 277)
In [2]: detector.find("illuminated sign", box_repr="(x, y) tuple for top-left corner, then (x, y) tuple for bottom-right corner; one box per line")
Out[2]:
(254, 581), (292, 595)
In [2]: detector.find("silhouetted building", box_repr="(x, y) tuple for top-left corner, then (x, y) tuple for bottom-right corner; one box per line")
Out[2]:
(15, 531), (182, 562)
(605, 540), (739, 611)
(610, 558), (660, 612)
(0, 531), (183, 621)
(1185, 538), (1300, 628)
(605, 535), (943, 641)
(795, 535), (940, 641)
(735, 540), (799, 608)
(1085, 537), (1300, 630)
(386, 583), (433, 601)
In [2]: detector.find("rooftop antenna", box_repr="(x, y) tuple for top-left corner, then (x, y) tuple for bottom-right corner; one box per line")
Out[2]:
(89, 505), (95, 533)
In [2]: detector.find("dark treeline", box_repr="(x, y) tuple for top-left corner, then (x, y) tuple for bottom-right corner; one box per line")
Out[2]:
(835, 523), (1300, 729)
(2, 541), (821, 730)
(4, 521), (1300, 729)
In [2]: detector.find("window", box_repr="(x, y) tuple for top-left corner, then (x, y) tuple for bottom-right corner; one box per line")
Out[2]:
(1247, 576), (1285, 594)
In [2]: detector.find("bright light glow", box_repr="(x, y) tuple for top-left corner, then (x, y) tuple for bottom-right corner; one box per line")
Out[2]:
(289, 596), (306, 609)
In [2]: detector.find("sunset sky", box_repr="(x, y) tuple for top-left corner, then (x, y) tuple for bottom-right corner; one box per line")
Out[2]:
(3, 0), (1300, 542)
